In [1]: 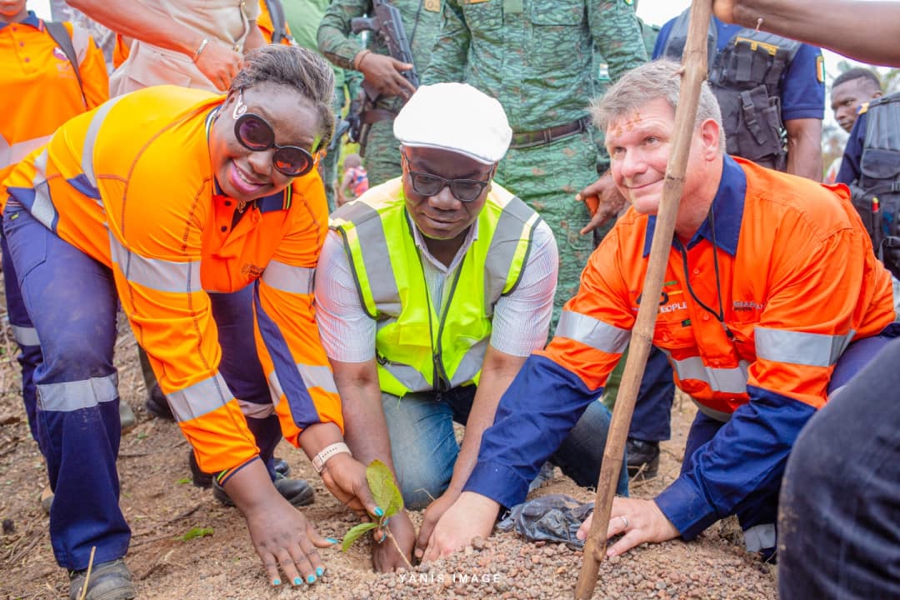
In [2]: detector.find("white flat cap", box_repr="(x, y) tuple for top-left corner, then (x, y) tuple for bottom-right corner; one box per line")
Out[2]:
(393, 83), (512, 165)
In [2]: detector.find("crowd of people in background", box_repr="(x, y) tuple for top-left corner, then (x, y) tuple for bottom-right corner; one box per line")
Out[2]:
(2, 1), (899, 599)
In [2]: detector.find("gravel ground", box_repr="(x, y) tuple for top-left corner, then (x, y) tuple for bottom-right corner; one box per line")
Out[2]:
(0, 311), (776, 600)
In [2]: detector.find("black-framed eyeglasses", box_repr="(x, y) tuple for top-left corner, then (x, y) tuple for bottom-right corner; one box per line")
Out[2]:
(402, 153), (492, 203)
(232, 89), (319, 177)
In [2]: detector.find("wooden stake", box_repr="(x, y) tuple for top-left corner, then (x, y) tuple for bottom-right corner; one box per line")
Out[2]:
(574, 2), (712, 598)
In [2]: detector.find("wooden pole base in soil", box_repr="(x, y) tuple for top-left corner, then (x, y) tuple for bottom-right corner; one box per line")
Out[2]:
(574, 1), (713, 598)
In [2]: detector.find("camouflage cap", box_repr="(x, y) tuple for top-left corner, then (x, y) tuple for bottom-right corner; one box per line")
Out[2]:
(393, 83), (512, 165)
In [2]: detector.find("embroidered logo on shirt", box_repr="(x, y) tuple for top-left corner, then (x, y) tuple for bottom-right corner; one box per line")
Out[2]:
(242, 264), (264, 280)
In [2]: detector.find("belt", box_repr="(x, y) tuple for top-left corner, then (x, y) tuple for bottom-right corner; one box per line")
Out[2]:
(509, 117), (590, 149)
(360, 108), (397, 125)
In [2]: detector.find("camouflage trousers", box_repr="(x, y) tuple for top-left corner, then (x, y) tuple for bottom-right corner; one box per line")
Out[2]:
(321, 87), (348, 212)
(361, 118), (403, 187)
(495, 131), (604, 333)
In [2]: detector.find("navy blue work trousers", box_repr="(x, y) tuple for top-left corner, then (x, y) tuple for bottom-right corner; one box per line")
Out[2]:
(2, 207), (279, 571)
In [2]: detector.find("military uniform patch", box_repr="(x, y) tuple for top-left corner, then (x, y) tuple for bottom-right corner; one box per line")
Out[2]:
(816, 55), (825, 83)
(424, 0), (441, 11)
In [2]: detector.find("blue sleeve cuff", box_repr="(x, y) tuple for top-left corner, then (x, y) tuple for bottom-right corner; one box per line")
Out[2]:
(655, 475), (719, 540)
(463, 460), (531, 510)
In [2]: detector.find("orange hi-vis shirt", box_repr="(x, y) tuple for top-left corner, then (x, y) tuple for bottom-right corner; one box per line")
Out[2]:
(0, 13), (108, 207)
(546, 156), (896, 417)
(4, 85), (342, 473)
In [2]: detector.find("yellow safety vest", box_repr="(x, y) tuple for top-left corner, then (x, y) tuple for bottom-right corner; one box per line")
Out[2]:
(331, 178), (541, 396)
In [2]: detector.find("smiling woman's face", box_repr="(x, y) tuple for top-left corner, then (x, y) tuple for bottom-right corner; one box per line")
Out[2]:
(209, 82), (322, 204)
(0, 0), (27, 22)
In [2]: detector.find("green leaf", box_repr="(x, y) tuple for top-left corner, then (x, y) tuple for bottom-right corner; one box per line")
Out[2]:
(341, 522), (378, 552)
(178, 527), (214, 541)
(176, 477), (192, 485)
(366, 460), (403, 519)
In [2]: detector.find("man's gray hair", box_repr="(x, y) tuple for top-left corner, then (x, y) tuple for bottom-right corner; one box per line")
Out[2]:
(591, 59), (726, 154)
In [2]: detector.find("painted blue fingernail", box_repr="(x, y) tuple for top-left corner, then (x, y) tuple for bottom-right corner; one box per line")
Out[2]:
(293, 577), (302, 586)
(272, 579), (281, 586)
(307, 574), (317, 584)
(326, 537), (339, 544)
(374, 506), (384, 517)
(316, 567), (324, 577)
(379, 532), (387, 543)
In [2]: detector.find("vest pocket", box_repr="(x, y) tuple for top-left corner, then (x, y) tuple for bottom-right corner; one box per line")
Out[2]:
(529, 0), (586, 69)
(463, 0), (503, 32)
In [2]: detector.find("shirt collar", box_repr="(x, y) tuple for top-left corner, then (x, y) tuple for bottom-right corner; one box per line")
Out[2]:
(0, 11), (41, 31)
(643, 155), (747, 257)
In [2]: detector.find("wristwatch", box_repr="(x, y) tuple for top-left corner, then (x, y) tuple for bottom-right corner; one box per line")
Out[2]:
(312, 442), (352, 474)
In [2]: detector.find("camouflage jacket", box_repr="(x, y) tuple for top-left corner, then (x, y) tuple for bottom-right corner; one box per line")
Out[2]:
(422, 0), (647, 132)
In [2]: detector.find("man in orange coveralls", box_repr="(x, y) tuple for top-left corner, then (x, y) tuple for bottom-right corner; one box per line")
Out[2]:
(423, 59), (899, 563)
(2, 45), (377, 599)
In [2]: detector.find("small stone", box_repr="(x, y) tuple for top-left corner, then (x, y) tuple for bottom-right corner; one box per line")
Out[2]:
(2, 519), (14, 535)
(472, 536), (486, 550)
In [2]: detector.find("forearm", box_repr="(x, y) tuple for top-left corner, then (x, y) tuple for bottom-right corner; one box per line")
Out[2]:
(244, 22), (267, 52)
(448, 357), (522, 493)
(66, 0), (204, 57)
(786, 119), (823, 182)
(298, 421), (346, 461)
(334, 369), (398, 471)
(727, 1), (900, 66)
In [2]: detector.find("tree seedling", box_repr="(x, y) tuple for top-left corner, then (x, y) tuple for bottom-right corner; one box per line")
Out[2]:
(341, 460), (412, 569)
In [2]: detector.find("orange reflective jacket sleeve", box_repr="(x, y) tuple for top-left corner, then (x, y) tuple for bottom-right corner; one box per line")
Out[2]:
(253, 173), (344, 448)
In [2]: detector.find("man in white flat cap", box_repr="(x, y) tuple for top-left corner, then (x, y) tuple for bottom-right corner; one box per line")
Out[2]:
(316, 82), (627, 571)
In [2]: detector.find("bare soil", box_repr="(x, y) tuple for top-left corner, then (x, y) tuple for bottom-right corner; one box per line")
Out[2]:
(0, 308), (776, 599)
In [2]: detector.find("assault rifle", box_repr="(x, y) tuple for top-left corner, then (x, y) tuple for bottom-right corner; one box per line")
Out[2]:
(350, 0), (419, 99)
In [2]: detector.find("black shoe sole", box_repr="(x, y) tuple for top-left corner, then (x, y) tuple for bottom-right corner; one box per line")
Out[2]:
(627, 453), (660, 479)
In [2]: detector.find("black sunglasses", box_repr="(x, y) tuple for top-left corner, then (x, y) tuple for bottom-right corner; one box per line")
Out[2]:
(232, 90), (318, 177)
(402, 154), (492, 203)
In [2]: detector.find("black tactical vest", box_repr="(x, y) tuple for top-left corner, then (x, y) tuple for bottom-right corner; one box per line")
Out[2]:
(662, 11), (802, 171)
(849, 93), (900, 279)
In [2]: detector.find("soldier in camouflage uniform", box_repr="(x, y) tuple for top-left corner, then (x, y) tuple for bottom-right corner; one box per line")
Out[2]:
(422, 0), (647, 331)
(284, 0), (362, 209)
(317, 0), (442, 187)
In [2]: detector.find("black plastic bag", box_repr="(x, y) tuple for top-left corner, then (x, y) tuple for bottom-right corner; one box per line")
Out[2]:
(497, 494), (594, 548)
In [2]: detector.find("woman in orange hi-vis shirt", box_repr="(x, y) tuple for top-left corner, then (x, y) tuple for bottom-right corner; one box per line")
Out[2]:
(0, 0), (107, 452)
(3, 45), (377, 598)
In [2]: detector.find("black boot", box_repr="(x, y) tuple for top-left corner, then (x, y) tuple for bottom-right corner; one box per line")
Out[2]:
(68, 559), (136, 600)
(212, 473), (314, 508)
(626, 438), (660, 479)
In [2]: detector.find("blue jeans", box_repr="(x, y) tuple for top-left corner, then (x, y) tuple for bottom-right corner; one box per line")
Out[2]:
(381, 386), (629, 510)
(779, 335), (900, 599)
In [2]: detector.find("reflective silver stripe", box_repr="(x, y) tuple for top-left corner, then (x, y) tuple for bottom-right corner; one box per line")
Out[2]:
(261, 260), (314, 295)
(743, 524), (777, 553)
(167, 373), (231, 422)
(483, 197), (538, 310)
(109, 237), (203, 293)
(692, 399), (733, 423)
(755, 327), (855, 367)
(666, 353), (749, 395)
(298, 364), (338, 394)
(267, 365), (338, 403)
(449, 338), (489, 387)
(268, 370), (284, 406)
(383, 361), (431, 392)
(555, 310), (631, 354)
(0, 135), (52, 170)
(30, 149), (59, 230)
(237, 399), (275, 419)
(36, 372), (118, 412)
(81, 97), (123, 187)
(347, 203), (402, 316)
(11, 325), (41, 346)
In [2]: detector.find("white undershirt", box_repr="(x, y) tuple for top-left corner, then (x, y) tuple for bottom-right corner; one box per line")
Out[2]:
(315, 219), (558, 362)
